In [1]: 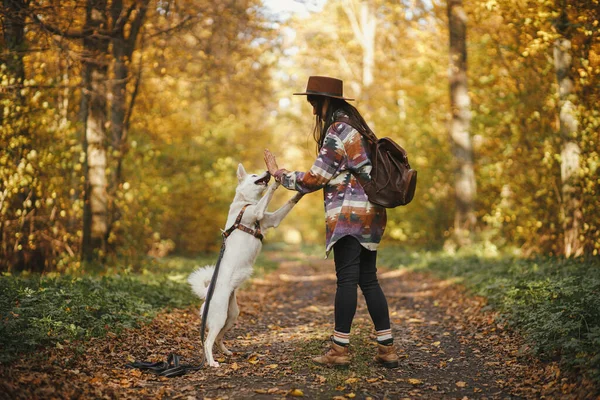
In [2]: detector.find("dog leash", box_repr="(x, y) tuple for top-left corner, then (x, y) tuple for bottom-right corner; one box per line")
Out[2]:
(126, 204), (260, 376)
(197, 235), (227, 366)
(125, 239), (227, 376)
(125, 352), (203, 378)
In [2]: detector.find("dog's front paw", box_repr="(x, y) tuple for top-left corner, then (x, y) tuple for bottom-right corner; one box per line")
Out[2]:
(209, 360), (220, 368)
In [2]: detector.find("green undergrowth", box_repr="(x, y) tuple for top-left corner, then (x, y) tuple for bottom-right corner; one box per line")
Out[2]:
(378, 246), (600, 385)
(0, 250), (277, 363)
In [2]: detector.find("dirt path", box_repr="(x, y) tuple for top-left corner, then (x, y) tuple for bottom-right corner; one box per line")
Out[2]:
(0, 251), (589, 399)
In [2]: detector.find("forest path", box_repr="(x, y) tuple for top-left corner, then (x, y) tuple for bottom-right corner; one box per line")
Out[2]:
(1, 250), (579, 399)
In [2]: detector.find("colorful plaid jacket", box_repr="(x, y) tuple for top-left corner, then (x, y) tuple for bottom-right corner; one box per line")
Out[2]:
(276, 118), (386, 254)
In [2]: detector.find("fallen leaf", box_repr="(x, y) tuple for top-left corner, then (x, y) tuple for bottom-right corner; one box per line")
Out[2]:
(129, 369), (141, 378)
(345, 377), (358, 384)
(288, 388), (304, 397)
(254, 389), (267, 394)
(456, 381), (467, 388)
(408, 378), (423, 385)
(267, 363), (278, 369)
(346, 393), (356, 398)
(230, 362), (239, 371)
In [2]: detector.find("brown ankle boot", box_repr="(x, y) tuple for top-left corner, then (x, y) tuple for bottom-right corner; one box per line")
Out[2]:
(312, 339), (350, 367)
(374, 343), (399, 368)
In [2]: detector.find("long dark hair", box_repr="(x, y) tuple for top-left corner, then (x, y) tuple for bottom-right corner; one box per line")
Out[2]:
(307, 95), (373, 151)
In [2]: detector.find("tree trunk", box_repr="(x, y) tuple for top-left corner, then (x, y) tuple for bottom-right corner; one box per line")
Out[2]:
(553, 6), (583, 258)
(1, 0), (45, 271)
(108, 12), (127, 239)
(342, 0), (376, 119)
(447, 0), (476, 244)
(81, 0), (110, 261)
(106, 1), (147, 241)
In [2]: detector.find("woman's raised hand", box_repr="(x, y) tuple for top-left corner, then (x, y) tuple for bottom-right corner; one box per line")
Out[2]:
(263, 149), (279, 176)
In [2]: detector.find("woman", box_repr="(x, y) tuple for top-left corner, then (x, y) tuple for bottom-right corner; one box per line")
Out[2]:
(263, 76), (398, 368)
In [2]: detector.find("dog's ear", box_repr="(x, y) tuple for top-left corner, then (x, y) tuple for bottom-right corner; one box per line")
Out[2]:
(236, 163), (247, 182)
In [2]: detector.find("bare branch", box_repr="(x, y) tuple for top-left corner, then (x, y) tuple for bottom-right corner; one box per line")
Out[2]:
(341, 0), (365, 46)
(125, 4), (148, 54)
(124, 33), (145, 132)
(146, 15), (196, 39)
(114, 3), (137, 33)
(31, 13), (89, 39)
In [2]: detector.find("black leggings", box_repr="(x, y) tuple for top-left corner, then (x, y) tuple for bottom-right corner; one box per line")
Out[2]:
(332, 235), (391, 334)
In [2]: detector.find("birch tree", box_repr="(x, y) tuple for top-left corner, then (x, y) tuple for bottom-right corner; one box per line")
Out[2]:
(553, 2), (583, 258)
(81, 0), (110, 260)
(447, 0), (476, 244)
(341, 0), (376, 92)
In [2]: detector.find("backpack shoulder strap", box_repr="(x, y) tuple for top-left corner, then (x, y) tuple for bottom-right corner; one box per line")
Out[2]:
(335, 115), (378, 144)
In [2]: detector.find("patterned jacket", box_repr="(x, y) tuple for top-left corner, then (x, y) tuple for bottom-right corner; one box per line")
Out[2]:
(276, 117), (386, 254)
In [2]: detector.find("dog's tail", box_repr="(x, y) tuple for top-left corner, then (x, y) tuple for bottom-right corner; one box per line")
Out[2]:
(188, 265), (215, 300)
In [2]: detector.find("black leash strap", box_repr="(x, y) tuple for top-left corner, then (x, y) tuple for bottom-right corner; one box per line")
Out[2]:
(126, 353), (202, 378)
(198, 236), (227, 365)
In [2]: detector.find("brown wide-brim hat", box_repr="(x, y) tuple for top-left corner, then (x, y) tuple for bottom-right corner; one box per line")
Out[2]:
(293, 76), (355, 101)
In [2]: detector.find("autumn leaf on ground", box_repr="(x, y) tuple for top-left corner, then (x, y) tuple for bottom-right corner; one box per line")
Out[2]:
(288, 388), (303, 397)
(456, 381), (467, 388)
(408, 378), (423, 385)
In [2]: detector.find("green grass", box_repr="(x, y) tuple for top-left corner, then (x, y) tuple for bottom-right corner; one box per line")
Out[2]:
(0, 250), (278, 363)
(378, 246), (600, 385)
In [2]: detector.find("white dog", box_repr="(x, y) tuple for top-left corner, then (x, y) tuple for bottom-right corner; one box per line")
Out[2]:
(188, 163), (301, 368)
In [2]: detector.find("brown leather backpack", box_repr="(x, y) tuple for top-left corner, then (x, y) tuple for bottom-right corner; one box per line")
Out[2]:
(337, 116), (417, 208)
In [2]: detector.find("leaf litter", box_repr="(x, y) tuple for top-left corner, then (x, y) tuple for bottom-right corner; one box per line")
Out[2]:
(0, 249), (597, 399)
